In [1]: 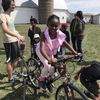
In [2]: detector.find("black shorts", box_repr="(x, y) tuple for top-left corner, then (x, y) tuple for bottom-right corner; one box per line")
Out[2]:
(80, 74), (99, 96)
(4, 41), (20, 63)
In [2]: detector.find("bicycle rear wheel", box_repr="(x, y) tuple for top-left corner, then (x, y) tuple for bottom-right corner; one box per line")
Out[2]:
(27, 58), (42, 89)
(55, 84), (88, 100)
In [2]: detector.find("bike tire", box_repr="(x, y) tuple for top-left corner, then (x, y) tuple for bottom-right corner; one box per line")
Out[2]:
(27, 58), (42, 89)
(55, 84), (88, 100)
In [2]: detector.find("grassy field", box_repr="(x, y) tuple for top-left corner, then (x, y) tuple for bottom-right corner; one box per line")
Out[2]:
(0, 24), (100, 100)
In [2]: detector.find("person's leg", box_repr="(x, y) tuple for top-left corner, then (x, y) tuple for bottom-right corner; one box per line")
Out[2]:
(95, 94), (100, 100)
(12, 57), (19, 73)
(11, 42), (20, 73)
(62, 47), (66, 57)
(71, 35), (76, 51)
(4, 42), (20, 82)
(36, 48), (54, 91)
(36, 49), (54, 77)
(80, 75), (99, 99)
(77, 38), (84, 62)
(31, 44), (34, 58)
(6, 62), (13, 80)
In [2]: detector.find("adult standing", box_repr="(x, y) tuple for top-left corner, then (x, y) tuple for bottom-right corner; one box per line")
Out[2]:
(0, 0), (25, 83)
(28, 18), (41, 58)
(70, 14), (77, 51)
(70, 11), (85, 63)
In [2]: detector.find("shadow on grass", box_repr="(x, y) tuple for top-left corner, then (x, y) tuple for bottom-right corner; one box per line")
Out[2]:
(77, 60), (100, 66)
(0, 73), (7, 81)
(0, 48), (5, 55)
(0, 80), (50, 100)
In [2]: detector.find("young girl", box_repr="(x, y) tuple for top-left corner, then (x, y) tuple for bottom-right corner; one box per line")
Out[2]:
(36, 14), (79, 92)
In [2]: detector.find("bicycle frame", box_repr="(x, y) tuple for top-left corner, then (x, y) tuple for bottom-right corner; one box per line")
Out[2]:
(46, 64), (67, 86)
(46, 55), (77, 87)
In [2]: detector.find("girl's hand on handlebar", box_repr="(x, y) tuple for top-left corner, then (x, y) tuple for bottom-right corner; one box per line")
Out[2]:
(76, 53), (82, 56)
(51, 58), (58, 63)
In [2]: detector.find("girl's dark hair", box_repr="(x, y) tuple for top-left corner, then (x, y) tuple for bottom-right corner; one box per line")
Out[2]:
(47, 14), (60, 24)
(2, 0), (14, 12)
(30, 18), (38, 24)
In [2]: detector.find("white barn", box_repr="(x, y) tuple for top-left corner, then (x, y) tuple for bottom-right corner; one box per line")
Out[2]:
(0, 0), (69, 24)
(93, 14), (100, 24)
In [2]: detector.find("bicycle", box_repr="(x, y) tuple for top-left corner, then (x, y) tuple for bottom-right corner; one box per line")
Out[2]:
(27, 54), (78, 89)
(47, 55), (88, 100)
(27, 57), (43, 89)
(17, 42), (39, 100)
(27, 54), (88, 99)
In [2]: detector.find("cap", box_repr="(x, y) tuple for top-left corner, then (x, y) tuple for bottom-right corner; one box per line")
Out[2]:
(34, 34), (39, 39)
(62, 23), (68, 27)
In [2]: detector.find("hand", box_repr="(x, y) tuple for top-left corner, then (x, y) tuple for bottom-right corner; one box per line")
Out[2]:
(17, 35), (26, 42)
(75, 52), (82, 57)
(51, 58), (58, 63)
(30, 26), (32, 30)
(74, 74), (79, 80)
(77, 53), (82, 56)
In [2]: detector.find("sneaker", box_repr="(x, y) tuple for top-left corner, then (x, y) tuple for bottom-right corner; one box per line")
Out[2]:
(39, 81), (47, 92)
(47, 84), (53, 93)
(8, 78), (20, 83)
(54, 72), (58, 77)
(84, 90), (95, 99)
(78, 59), (84, 64)
(13, 71), (20, 76)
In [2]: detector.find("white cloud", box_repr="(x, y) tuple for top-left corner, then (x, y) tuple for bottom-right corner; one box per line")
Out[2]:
(65, 0), (100, 14)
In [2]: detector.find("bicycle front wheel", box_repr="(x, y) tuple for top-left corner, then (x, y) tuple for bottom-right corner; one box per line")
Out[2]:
(27, 58), (42, 89)
(55, 84), (88, 100)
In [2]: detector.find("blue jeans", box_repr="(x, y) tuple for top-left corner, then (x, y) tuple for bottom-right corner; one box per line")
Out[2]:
(71, 35), (76, 51)
(77, 37), (84, 54)
(61, 47), (66, 57)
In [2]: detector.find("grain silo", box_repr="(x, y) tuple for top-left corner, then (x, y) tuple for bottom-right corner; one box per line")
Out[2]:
(38, 0), (54, 24)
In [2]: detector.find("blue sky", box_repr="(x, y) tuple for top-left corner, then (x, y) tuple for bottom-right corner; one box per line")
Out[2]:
(65, 0), (100, 14)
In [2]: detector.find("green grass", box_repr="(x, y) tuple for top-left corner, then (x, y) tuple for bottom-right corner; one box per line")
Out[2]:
(0, 24), (100, 100)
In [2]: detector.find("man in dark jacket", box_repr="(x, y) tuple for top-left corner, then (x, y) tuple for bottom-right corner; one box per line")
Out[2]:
(70, 11), (85, 63)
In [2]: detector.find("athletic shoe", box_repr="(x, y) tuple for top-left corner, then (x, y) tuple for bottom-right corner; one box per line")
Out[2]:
(54, 72), (58, 77)
(78, 59), (84, 64)
(39, 81), (47, 92)
(13, 71), (20, 76)
(8, 78), (20, 83)
(47, 84), (53, 93)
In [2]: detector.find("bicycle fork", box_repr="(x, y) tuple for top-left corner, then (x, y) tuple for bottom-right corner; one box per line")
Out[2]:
(63, 82), (76, 100)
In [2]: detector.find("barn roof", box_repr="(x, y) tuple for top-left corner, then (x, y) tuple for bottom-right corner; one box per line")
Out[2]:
(14, 0), (68, 10)
(54, 0), (68, 10)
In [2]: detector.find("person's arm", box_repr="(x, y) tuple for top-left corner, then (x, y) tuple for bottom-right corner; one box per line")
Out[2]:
(40, 32), (51, 61)
(36, 27), (41, 36)
(70, 19), (74, 32)
(74, 65), (90, 80)
(28, 27), (34, 38)
(74, 20), (85, 35)
(1, 22), (25, 42)
(63, 40), (77, 55)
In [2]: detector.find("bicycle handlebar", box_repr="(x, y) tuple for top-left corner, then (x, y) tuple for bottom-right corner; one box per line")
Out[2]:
(48, 55), (80, 65)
